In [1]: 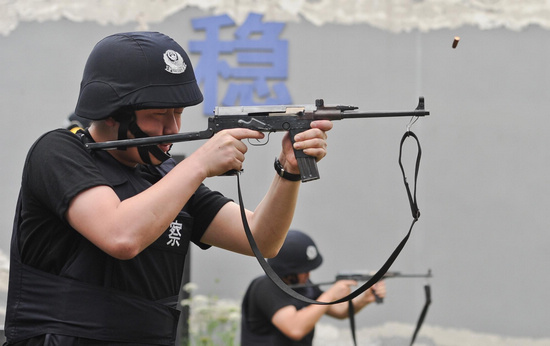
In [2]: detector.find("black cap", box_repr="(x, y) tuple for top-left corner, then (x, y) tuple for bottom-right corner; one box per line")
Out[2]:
(75, 31), (203, 120)
(268, 230), (323, 277)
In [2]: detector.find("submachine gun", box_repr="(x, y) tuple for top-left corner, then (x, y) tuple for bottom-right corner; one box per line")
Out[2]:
(85, 97), (430, 182)
(291, 269), (433, 303)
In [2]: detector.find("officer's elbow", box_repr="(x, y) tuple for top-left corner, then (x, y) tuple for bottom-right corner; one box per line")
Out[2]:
(284, 328), (309, 342)
(261, 247), (280, 259)
(259, 238), (285, 259)
(104, 238), (142, 260)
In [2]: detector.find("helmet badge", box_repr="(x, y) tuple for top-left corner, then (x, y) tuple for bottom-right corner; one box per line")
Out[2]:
(306, 245), (318, 261)
(163, 49), (186, 74)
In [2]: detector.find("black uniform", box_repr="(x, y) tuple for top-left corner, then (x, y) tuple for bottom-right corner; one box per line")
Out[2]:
(240, 276), (323, 346)
(4, 129), (231, 345)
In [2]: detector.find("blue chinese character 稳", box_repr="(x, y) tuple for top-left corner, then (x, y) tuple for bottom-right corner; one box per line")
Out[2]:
(189, 13), (291, 115)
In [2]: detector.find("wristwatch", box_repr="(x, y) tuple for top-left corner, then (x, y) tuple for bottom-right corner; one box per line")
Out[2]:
(274, 158), (301, 181)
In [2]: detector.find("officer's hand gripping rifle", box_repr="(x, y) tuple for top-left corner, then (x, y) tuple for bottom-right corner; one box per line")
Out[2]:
(85, 97), (430, 182)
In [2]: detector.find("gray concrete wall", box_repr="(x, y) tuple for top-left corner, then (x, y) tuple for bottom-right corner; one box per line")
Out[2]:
(1, 7), (549, 343)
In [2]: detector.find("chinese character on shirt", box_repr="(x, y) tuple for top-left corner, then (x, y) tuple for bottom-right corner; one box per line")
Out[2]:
(167, 220), (182, 247)
(190, 13), (291, 115)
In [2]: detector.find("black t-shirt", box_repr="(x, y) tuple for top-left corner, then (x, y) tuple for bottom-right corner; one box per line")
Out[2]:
(19, 129), (109, 273)
(241, 275), (323, 346)
(17, 129), (231, 300)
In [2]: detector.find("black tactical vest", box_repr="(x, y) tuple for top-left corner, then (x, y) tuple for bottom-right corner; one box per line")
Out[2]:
(5, 137), (189, 345)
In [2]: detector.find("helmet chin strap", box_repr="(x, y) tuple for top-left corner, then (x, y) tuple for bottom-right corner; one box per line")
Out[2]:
(128, 121), (172, 164)
(115, 109), (171, 165)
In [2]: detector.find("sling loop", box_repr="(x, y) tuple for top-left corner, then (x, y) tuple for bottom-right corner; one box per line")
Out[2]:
(399, 131), (422, 220)
(236, 130), (426, 344)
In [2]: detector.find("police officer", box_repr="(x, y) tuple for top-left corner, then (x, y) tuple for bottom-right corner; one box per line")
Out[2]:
(4, 32), (332, 345)
(241, 230), (386, 345)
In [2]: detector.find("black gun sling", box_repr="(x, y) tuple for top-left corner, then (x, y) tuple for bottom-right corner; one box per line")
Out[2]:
(236, 131), (429, 346)
(410, 285), (432, 346)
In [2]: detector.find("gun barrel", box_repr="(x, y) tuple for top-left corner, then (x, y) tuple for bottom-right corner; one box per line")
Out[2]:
(338, 271), (432, 280)
(336, 109), (430, 120)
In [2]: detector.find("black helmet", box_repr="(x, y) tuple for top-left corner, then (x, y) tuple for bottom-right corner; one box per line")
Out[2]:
(268, 230), (323, 277)
(75, 31), (203, 120)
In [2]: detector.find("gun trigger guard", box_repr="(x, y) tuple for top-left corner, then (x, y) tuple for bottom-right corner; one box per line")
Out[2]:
(247, 132), (271, 146)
